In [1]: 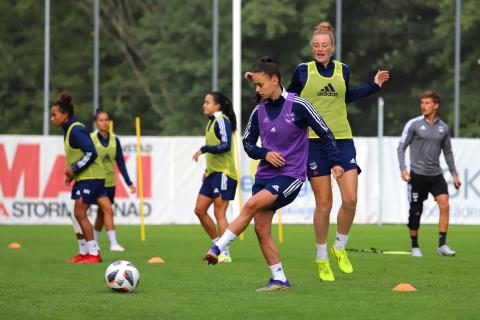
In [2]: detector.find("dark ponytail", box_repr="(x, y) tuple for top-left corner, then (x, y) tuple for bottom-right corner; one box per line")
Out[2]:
(251, 56), (282, 83)
(53, 92), (74, 117)
(250, 56), (282, 102)
(208, 91), (237, 132)
(94, 108), (109, 121)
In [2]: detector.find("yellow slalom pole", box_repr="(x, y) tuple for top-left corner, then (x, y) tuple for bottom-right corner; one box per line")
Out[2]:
(135, 117), (146, 242)
(232, 131), (244, 240)
(109, 120), (114, 134)
(278, 208), (283, 244)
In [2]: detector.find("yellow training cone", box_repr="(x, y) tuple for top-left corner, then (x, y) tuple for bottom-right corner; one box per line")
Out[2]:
(8, 242), (21, 249)
(393, 283), (416, 292)
(148, 257), (165, 264)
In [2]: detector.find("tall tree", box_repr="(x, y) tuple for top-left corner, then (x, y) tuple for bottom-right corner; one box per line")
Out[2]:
(0, 0), (478, 137)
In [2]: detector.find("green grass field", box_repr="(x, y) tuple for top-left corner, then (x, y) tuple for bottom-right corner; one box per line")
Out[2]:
(1, 224), (479, 320)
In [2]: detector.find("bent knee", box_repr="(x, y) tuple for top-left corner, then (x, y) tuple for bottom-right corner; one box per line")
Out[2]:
(74, 211), (86, 220)
(213, 211), (227, 221)
(316, 203), (332, 215)
(194, 207), (208, 217)
(243, 199), (261, 215)
(314, 193), (331, 205)
(342, 196), (357, 209)
(100, 207), (113, 216)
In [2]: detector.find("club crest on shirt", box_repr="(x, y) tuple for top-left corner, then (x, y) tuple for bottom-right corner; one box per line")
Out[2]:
(438, 126), (444, 133)
(285, 113), (294, 123)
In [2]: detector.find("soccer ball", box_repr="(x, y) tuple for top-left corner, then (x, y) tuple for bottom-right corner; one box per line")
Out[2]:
(105, 260), (140, 293)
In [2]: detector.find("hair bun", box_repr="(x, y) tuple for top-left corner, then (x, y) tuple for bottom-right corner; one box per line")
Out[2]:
(259, 56), (274, 63)
(316, 21), (334, 32)
(58, 92), (72, 104)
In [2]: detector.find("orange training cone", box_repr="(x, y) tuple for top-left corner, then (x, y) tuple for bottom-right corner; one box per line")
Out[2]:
(148, 257), (165, 264)
(8, 242), (21, 249)
(393, 283), (416, 292)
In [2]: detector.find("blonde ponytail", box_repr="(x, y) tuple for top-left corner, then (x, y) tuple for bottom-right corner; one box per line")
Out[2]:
(312, 21), (335, 46)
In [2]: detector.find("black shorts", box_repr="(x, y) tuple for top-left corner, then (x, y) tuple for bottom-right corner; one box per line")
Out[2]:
(408, 171), (448, 203)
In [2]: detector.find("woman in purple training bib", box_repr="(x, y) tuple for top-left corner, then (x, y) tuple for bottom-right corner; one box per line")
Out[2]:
(203, 57), (343, 291)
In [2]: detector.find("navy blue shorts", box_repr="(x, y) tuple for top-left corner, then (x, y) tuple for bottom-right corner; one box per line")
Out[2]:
(307, 139), (361, 178)
(71, 179), (108, 205)
(105, 186), (116, 204)
(252, 176), (304, 210)
(199, 172), (237, 200)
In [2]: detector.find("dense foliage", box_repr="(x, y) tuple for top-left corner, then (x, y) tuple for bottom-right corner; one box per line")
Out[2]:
(0, 0), (478, 137)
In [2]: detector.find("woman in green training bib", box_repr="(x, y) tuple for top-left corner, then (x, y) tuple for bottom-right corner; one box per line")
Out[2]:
(50, 92), (109, 264)
(287, 22), (390, 281)
(192, 91), (238, 263)
(91, 110), (136, 252)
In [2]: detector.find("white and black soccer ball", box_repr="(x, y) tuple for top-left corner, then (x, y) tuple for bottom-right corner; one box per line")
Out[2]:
(105, 260), (140, 293)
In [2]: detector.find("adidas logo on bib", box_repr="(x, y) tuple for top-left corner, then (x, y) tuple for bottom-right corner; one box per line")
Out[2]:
(350, 158), (356, 164)
(270, 127), (276, 133)
(317, 83), (338, 97)
(213, 188), (219, 193)
(272, 185), (279, 191)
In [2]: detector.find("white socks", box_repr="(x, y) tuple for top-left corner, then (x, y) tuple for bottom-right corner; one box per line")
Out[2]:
(215, 229), (237, 252)
(107, 230), (118, 247)
(316, 232), (349, 259)
(94, 229), (119, 247)
(335, 232), (349, 250)
(78, 239), (88, 255)
(222, 246), (230, 256)
(86, 240), (99, 255)
(269, 263), (287, 282)
(212, 236), (230, 256)
(316, 243), (328, 260)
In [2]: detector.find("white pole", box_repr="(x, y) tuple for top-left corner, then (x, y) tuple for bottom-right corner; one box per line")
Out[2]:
(212, 0), (219, 91)
(377, 97), (384, 225)
(232, 0), (243, 236)
(233, 0), (241, 132)
(335, 0), (342, 61)
(454, 0), (461, 137)
(43, 0), (50, 136)
(93, 0), (100, 116)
